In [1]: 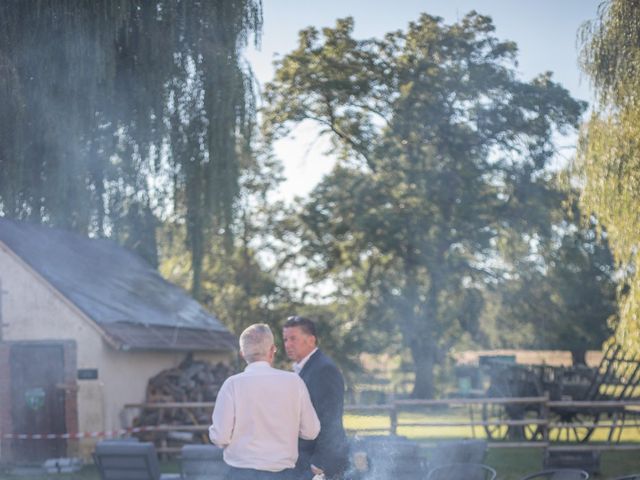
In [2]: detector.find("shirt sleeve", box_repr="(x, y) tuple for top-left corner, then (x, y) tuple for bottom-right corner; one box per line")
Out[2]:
(298, 377), (321, 440)
(208, 380), (235, 448)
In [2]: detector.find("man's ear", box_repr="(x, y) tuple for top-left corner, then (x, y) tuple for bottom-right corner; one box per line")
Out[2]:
(239, 350), (246, 361)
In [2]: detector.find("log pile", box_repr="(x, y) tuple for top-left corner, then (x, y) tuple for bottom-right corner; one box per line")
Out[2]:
(133, 355), (236, 446)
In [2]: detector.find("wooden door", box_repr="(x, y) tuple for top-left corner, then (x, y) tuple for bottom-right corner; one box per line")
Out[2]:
(10, 343), (66, 462)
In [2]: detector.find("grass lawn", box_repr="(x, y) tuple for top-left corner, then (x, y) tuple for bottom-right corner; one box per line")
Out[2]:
(0, 461), (180, 480)
(345, 408), (640, 442)
(345, 410), (640, 478)
(0, 450), (638, 479)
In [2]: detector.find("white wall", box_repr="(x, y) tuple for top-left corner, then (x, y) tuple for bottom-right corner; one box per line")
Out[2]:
(0, 242), (107, 435)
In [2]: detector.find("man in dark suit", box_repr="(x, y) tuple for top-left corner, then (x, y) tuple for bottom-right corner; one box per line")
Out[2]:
(283, 316), (349, 480)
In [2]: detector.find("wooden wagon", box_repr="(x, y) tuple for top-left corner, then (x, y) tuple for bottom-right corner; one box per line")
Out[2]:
(482, 343), (640, 442)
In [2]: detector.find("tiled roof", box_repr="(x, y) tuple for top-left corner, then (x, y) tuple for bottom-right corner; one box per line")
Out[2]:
(0, 218), (236, 352)
(101, 322), (237, 352)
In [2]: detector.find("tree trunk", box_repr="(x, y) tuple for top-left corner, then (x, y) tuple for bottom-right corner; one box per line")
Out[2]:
(190, 223), (204, 301)
(410, 345), (436, 398)
(402, 266), (440, 399)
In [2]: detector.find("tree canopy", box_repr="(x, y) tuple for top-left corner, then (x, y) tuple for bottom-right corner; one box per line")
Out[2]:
(0, 2), (623, 392)
(577, 0), (640, 349)
(263, 13), (587, 397)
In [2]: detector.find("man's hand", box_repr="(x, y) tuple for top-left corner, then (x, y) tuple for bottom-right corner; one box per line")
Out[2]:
(312, 469), (326, 480)
(311, 464), (324, 476)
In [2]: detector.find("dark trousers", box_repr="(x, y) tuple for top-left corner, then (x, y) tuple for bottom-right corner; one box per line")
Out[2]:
(225, 465), (296, 480)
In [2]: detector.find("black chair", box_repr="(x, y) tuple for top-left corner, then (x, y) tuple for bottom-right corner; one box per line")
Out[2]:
(426, 462), (496, 480)
(543, 449), (600, 474)
(93, 441), (180, 480)
(347, 435), (425, 479)
(180, 444), (226, 480)
(519, 469), (589, 480)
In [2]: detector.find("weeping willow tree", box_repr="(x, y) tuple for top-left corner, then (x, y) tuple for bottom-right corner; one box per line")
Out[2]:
(577, 0), (640, 349)
(0, 0), (261, 298)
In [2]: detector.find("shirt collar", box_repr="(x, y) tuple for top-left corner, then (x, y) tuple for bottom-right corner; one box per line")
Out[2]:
(245, 361), (271, 371)
(293, 348), (318, 374)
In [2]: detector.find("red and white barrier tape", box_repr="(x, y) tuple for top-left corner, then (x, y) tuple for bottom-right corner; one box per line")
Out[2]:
(1, 426), (158, 440)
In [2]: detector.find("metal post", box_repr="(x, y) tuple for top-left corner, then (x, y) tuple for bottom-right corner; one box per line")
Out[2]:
(390, 403), (398, 436)
(469, 402), (476, 438)
(0, 278), (7, 341)
(542, 391), (550, 444)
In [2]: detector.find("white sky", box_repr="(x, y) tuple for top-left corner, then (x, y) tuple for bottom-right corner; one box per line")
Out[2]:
(246, 0), (602, 201)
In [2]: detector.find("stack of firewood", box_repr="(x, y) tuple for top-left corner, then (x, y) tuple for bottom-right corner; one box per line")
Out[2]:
(133, 355), (236, 444)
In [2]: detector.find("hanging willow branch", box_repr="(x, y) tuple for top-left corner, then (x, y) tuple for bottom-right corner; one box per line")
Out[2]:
(577, 0), (640, 349)
(0, 0), (262, 297)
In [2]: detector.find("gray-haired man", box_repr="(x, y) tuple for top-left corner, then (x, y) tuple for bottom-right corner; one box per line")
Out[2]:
(209, 324), (320, 480)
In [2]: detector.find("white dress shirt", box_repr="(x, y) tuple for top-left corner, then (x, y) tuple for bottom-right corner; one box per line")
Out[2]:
(209, 361), (320, 472)
(293, 347), (318, 374)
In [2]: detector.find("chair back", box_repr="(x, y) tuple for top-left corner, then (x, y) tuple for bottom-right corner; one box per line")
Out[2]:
(519, 469), (589, 480)
(100, 437), (141, 443)
(426, 462), (497, 480)
(544, 449), (600, 474)
(93, 441), (161, 480)
(180, 444), (226, 480)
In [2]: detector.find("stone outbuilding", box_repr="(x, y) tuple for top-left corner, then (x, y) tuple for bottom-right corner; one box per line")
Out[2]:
(0, 218), (236, 463)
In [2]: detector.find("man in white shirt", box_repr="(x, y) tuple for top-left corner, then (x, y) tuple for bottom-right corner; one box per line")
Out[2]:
(209, 323), (320, 480)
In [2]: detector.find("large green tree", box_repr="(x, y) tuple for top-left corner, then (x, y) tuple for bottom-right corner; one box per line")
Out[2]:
(577, 0), (640, 349)
(263, 14), (585, 397)
(0, 1), (261, 297)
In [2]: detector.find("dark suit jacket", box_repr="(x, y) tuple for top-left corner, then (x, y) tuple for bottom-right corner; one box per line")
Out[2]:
(297, 349), (349, 478)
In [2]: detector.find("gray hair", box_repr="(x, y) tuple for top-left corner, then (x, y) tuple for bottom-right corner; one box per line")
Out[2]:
(239, 324), (274, 363)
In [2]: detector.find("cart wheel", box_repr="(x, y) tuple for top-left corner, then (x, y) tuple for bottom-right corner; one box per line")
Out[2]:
(521, 409), (545, 441)
(548, 409), (598, 442)
(482, 401), (544, 440)
(482, 401), (510, 440)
